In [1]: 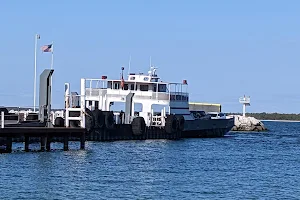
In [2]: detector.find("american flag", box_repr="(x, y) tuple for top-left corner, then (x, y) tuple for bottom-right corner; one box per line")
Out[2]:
(41, 44), (52, 52)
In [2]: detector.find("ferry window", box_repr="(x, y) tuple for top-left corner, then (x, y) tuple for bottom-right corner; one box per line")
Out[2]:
(144, 77), (149, 81)
(107, 82), (112, 89)
(114, 82), (120, 89)
(158, 84), (166, 92)
(124, 84), (128, 90)
(130, 76), (135, 80)
(140, 84), (149, 91)
(130, 84), (135, 90)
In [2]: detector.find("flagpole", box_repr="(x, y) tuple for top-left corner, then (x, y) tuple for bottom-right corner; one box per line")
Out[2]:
(51, 41), (54, 69)
(33, 34), (40, 112)
(50, 41), (54, 105)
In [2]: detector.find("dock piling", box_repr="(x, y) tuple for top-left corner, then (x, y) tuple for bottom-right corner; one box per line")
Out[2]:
(24, 136), (30, 152)
(40, 136), (46, 151)
(63, 136), (69, 151)
(6, 137), (12, 153)
(80, 133), (85, 149)
(46, 136), (51, 151)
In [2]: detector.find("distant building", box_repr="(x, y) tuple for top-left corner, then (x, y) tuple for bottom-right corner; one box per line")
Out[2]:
(189, 102), (221, 113)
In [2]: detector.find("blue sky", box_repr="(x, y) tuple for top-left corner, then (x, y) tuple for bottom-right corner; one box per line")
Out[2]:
(0, 0), (300, 113)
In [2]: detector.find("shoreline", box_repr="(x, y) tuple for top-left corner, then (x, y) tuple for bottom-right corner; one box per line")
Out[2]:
(261, 120), (300, 123)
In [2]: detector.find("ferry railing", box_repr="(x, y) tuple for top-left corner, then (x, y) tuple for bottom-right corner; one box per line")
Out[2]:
(84, 83), (189, 102)
(83, 78), (190, 101)
(169, 92), (189, 102)
(85, 78), (108, 89)
(65, 79), (87, 128)
(86, 88), (172, 101)
(168, 82), (188, 102)
(64, 94), (86, 127)
(65, 94), (82, 108)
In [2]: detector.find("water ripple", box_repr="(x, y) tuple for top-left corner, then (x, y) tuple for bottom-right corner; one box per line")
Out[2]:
(1, 121), (300, 199)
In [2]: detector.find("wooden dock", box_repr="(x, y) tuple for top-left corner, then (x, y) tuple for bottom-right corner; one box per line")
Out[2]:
(0, 127), (86, 153)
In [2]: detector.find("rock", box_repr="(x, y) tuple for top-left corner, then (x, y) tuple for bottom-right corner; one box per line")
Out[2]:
(231, 115), (267, 132)
(231, 126), (238, 131)
(256, 126), (263, 131)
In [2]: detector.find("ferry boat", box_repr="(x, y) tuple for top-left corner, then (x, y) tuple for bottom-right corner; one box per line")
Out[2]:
(64, 66), (234, 138)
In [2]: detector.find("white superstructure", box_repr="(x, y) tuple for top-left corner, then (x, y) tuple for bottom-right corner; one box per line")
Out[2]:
(64, 66), (194, 128)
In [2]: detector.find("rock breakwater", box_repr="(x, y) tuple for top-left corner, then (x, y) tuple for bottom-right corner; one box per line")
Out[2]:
(231, 115), (267, 131)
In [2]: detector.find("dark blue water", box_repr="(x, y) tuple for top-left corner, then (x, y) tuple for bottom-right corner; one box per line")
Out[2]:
(1, 121), (300, 199)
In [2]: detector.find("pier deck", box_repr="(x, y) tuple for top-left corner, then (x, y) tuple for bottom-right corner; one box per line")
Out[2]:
(0, 127), (86, 153)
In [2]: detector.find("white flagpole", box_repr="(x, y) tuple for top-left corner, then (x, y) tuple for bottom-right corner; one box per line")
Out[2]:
(50, 41), (54, 105)
(33, 34), (40, 112)
(51, 41), (54, 69)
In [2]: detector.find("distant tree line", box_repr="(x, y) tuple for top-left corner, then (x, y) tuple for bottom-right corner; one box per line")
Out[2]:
(226, 112), (300, 121)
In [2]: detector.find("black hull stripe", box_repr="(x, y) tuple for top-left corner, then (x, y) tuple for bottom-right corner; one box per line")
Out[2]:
(170, 107), (189, 109)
